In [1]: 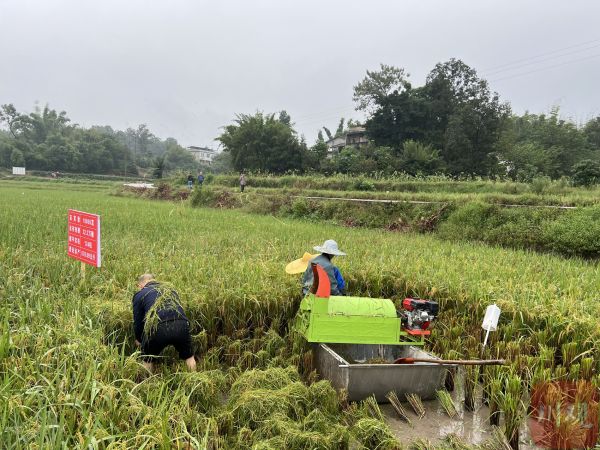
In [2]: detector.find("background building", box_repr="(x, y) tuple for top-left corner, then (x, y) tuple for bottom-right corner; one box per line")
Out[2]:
(187, 146), (217, 165)
(326, 127), (369, 157)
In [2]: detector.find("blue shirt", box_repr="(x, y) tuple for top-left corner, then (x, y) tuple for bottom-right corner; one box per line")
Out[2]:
(301, 254), (346, 296)
(132, 282), (187, 341)
(333, 266), (345, 292)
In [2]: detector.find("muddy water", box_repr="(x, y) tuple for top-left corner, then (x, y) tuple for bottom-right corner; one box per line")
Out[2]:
(383, 383), (541, 449)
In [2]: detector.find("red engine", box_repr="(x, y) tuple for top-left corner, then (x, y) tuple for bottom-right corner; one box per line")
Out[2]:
(400, 298), (439, 336)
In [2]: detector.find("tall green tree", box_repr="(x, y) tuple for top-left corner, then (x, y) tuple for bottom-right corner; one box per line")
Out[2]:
(278, 110), (292, 127)
(499, 110), (590, 179)
(336, 118), (345, 136)
(423, 59), (510, 174)
(583, 117), (600, 150)
(10, 148), (25, 166)
(218, 112), (307, 173)
(353, 63), (411, 113)
(359, 60), (510, 175)
(0, 104), (23, 138)
(164, 144), (197, 171)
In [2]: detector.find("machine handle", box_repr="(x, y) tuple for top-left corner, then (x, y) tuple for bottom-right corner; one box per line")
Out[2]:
(394, 357), (506, 366)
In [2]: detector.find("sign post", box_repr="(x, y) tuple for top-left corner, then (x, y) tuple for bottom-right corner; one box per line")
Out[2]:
(67, 209), (101, 276)
(12, 167), (26, 176)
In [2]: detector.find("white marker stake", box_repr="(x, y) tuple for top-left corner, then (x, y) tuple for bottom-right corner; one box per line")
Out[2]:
(481, 304), (501, 348)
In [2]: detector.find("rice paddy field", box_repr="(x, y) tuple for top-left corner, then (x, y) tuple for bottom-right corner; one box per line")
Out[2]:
(1, 178), (600, 449)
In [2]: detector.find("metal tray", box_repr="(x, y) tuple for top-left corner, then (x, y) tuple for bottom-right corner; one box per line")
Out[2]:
(314, 343), (455, 402)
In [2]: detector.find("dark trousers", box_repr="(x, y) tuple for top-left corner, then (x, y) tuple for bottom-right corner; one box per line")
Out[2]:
(141, 319), (193, 362)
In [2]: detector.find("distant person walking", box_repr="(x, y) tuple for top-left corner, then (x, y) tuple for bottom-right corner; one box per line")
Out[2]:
(197, 171), (205, 188)
(132, 274), (196, 373)
(239, 172), (247, 192)
(187, 174), (194, 190)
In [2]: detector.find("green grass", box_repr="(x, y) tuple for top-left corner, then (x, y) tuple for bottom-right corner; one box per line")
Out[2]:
(208, 173), (600, 206)
(223, 185), (600, 208)
(2, 180), (600, 447)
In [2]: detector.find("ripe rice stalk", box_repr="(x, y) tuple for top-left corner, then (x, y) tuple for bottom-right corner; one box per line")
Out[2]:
(386, 391), (412, 424)
(568, 362), (580, 381)
(483, 364), (503, 403)
(506, 341), (523, 362)
(561, 342), (579, 368)
(574, 379), (595, 405)
(480, 426), (512, 450)
(530, 366), (552, 394)
(444, 433), (471, 450)
(538, 345), (555, 369)
(301, 350), (314, 376)
(444, 349), (461, 392)
(593, 375), (600, 390)
(363, 394), (384, 421)
(531, 329), (550, 350)
(409, 438), (434, 450)
(307, 381), (339, 416)
(519, 355), (540, 388)
(353, 417), (401, 450)
(499, 373), (525, 450)
(338, 388), (349, 410)
(541, 382), (563, 420)
(488, 377), (503, 426)
(464, 335), (479, 353)
(464, 365), (478, 412)
(305, 369), (319, 385)
(580, 357), (594, 380)
(551, 411), (588, 450)
(554, 365), (567, 381)
(436, 389), (458, 418)
(494, 341), (507, 359)
(405, 393), (425, 418)
(225, 340), (242, 366)
(449, 326), (464, 341)
(141, 282), (185, 337)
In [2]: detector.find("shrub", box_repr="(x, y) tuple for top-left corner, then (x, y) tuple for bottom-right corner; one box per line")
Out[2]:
(572, 159), (600, 187)
(190, 187), (217, 207)
(288, 198), (311, 218)
(353, 178), (375, 191)
(530, 176), (551, 195)
(541, 207), (600, 257)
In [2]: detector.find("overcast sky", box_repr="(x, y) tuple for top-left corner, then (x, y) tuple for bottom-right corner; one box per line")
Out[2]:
(1, 0), (599, 148)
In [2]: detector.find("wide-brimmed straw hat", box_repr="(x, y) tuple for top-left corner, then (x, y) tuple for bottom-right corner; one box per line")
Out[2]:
(285, 252), (318, 274)
(313, 239), (346, 256)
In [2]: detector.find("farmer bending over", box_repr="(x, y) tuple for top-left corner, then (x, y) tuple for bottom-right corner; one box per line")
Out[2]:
(132, 274), (196, 373)
(301, 239), (346, 296)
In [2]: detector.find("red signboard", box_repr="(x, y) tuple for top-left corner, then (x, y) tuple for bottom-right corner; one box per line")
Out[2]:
(67, 209), (101, 267)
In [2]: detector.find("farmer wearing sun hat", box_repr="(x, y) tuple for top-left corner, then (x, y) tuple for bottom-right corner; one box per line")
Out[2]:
(299, 239), (347, 296)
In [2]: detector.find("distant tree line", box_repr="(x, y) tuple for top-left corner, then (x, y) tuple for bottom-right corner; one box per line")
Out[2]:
(218, 59), (600, 183)
(4, 58), (600, 182)
(0, 104), (218, 176)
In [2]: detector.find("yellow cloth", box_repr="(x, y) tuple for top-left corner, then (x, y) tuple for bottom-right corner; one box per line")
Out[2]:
(285, 252), (318, 274)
